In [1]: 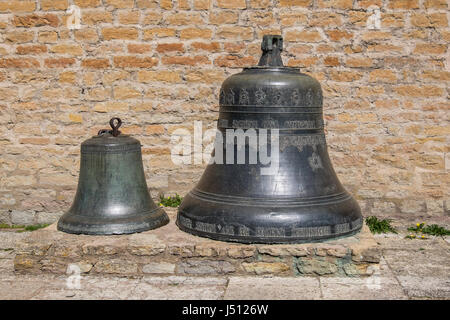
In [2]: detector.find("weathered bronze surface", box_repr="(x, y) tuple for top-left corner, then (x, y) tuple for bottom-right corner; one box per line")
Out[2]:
(57, 118), (169, 235)
(177, 35), (363, 243)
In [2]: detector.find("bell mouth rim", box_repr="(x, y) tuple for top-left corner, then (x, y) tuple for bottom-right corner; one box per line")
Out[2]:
(57, 207), (169, 235)
(176, 210), (363, 244)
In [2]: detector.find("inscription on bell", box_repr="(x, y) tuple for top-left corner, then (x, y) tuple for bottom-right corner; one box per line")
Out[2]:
(232, 120), (258, 129)
(238, 226), (250, 236)
(226, 89), (235, 105)
(220, 87), (322, 107)
(255, 88), (266, 105)
(179, 215), (192, 229)
(218, 119), (323, 129)
(279, 134), (326, 152)
(271, 89), (283, 105)
(239, 88), (250, 105)
(291, 89), (300, 105)
(256, 227), (285, 237)
(218, 225), (235, 235)
(261, 120), (279, 128)
(284, 119), (323, 129)
(195, 221), (216, 233)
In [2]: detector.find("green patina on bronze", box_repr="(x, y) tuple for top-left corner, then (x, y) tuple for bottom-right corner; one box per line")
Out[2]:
(57, 118), (169, 235)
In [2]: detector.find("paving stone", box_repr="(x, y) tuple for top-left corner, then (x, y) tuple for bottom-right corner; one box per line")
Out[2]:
(30, 289), (92, 300)
(295, 256), (338, 275)
(241, 262), (290, 275)
(0, 274), (68, 299)
(131, 282), (226, 300)
(318, 257), (405, 299)
(0, 210), (10, 224)
(396, 276), (450, 299)
(78, 275), (136, 291)
(11, 210), (35, 225)
(137, 275), (227, 300)
(375, 233), (448, 251)
(35, 280), (139, 300)
(0, 258), (14, 273)
(142, 275), (227, 286)
(178, 259), (235, 275)
(0, 231), (28, 249)
(320, 276), (407, 300)
(224, 276), (321, 300)
(35, 211), (62, 224)
(0, 274), (140, 300)
(0, 249), (14, 259)
(128, 233), (166, 256)
(257, 244), (310, 257)
(142, 262), (176, 274)
(0, 280), (43, 299)
(383, 248), (450, 277)
(93, 258), (139, 275)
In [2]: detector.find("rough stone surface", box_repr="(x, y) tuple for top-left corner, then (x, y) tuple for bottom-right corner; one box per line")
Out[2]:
(0, 211), (10, 224)
(224, 276), (322, 300)
(11, 211), (35, 225)
(296, 257), (339, 275)
(142, 262), (176, 274)
(178, 260), (236, 275)
(0, 231), (28, 249)
(130, 282), (226, 300)
(241, 262), (290, 275)
(93, 259), (139, 275)
(320, 276), (408, 300)
(1, 218), (450, 299)
(0, 273), (227, 300)
(396, 276), (450, 299)
(382, 247), (450, 278)
(13, 209), (380, 277)
(320, 258), (408, 299)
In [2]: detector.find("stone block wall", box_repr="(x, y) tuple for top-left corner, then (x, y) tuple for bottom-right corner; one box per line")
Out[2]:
(0, 0), (448, 224)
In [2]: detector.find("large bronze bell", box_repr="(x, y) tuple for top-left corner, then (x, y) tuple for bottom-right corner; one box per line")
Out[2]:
(58, 118), (169, 235)
(177, 35), (363, 243)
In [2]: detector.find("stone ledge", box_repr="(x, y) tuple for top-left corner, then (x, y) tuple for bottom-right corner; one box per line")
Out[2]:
(14, 209), (380, 277)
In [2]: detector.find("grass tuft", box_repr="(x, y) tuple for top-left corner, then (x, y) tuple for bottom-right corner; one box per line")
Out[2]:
(407, 223), (450, 237)
(0, 223), (24, 229)
(158, 194), (183, 207)
(0, 223), (49, 232)
(365, 216), (397, 234)
(23, 224), (50, 232)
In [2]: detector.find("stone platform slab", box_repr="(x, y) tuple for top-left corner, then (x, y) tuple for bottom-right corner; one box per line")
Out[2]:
(14, 209), (380, 277)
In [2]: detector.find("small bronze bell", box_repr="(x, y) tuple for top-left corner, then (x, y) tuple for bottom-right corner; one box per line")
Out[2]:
(58, 118), (169, 235)
(177, 35), (363, 244)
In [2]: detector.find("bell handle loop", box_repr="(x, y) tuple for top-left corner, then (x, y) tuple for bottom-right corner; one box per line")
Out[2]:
(258, 35), (284, 67)
(109, 117), (122, 137)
